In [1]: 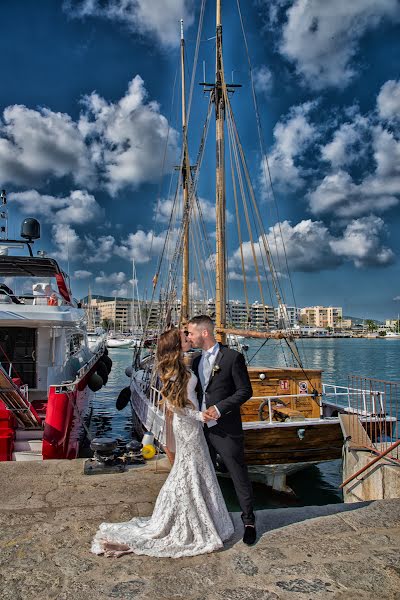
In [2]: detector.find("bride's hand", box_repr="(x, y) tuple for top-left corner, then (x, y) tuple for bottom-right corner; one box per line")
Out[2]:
(202, 411), (214, 422)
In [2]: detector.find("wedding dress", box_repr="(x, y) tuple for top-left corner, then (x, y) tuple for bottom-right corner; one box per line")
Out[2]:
(91, 372), (234, 558)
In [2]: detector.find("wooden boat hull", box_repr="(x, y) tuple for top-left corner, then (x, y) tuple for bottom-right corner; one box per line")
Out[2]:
(243, 420), (342, 465)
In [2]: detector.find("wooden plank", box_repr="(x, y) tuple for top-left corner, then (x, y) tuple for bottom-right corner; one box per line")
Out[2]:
(339, 414), (372, 448)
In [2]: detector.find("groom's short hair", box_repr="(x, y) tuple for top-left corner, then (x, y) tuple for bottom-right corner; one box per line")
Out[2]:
(188, 314), (214, 333)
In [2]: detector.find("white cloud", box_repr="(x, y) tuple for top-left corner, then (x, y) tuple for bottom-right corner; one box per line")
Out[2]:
(79, 75), (179, 194)
(262, 102), (318, 192)
(228, 216), (394, 273)
(330, 215), (394, 267)
(377, 79), (400, 121)
(373, 125), (400, 178)
(0, 105), (94, 187)
(310, 121), (400, 218)
(114, 229), (166, 263)
(74, 270), (92, 279)
(64, 0), (194, 48)
(320, 116), (368, 168)
(11, 189), (103, 225)
(253, 65), (273, 96)
(111, 284), (131, 297)
(51, 224), (83, 261)
(85, 235), (116, 263)
(269, 219), (342, 272)
(95, 271), (126, 285)
(277, 0), (400, 90)
(308, 170), (400, 218)
(0, 77), (178, 194)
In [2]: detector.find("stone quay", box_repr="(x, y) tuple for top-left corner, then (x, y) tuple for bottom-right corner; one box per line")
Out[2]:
(1, 458), (399, 599)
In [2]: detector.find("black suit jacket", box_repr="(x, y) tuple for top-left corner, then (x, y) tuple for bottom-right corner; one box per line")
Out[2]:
(192, 344), (253, 436)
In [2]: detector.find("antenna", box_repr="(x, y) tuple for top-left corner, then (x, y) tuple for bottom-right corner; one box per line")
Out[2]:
(0, 190), (8, 240)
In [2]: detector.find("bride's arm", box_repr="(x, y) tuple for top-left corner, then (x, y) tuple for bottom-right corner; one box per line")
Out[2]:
(166, 401), (205, 422)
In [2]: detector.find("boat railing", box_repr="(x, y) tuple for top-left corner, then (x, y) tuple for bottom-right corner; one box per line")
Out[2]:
(251, 393), (321, 424)
(325, 376), (399, 460)
(322, 383), (386, 414)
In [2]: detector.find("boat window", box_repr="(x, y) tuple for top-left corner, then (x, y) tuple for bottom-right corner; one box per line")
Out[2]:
(69, 332), (84, 356)
(0, 327), (36, 388)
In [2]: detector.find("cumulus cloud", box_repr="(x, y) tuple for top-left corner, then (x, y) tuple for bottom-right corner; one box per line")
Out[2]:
(310, 108), (400, 219)
(330, 215), (394, 267)
(277, 0), (400, 90)
(253, 65), (273, 96)
(95, 271), (126, 285)
(0, 77), (178, 194)
(0, 105), (94, 188)
(11, 189), (103, 225)
(308, 169), (400, 218)
(262, 102), (318, 192)
(79, 75), (179, 194)
(84, 235), (116, 263)
(114, 229), (166, 263)
(377, 79), (400, 121)
(51, 224), (83, 261)
(74, 270), (92, 279)
(64, 0), (194, 48)
(320, 116), (369, 168)
(229, 217), (394, 274)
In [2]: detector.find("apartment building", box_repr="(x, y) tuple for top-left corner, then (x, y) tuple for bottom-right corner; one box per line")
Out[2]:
(301, 305), (343, 328)
(275, 304), (302, 328)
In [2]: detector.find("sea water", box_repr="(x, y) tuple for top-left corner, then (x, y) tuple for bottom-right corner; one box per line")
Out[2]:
(89, 339), (400, 509)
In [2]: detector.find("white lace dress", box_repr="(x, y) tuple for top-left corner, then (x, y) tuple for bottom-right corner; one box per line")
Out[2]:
(91, 372), (234, 558)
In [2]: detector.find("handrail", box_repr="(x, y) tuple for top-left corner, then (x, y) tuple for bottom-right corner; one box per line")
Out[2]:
(340, 438), (400, 488)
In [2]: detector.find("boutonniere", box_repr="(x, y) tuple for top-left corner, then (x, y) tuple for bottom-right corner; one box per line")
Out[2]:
(212, 364), (221, 376)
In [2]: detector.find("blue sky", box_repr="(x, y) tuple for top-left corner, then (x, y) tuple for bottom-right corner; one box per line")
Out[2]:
(1, 0), (400, 320)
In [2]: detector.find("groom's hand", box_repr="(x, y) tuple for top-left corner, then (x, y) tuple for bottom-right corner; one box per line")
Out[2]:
(205, 406), (219, 420)
(202, 411), (215, 422)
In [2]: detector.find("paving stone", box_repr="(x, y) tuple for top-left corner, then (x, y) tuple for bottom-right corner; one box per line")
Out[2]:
(275, 577), (336, 593)
(232, 552), (259, 575)
(323, 560), (399, 597)
(214, 588), (279, 600)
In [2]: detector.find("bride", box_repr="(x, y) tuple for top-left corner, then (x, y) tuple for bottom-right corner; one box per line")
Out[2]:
(91, 327), (234, 558)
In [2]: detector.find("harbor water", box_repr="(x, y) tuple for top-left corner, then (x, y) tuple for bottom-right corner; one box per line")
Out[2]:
(89, 339), (400, 509)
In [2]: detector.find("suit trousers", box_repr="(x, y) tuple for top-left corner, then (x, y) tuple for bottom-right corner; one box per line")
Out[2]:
(204, 425), (255, 525)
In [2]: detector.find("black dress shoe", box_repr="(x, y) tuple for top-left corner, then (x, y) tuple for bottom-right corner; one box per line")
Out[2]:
(243, 525), (256, 546)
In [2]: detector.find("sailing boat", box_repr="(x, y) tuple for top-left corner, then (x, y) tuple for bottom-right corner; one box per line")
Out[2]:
(128, 2), (390, 493)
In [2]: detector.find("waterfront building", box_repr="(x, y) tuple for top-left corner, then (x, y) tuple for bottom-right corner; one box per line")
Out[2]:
(275, 304), (301, 329)
(301, 306), (343, 329)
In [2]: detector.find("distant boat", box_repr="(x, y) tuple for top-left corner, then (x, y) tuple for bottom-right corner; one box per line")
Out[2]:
(386, 316), (400, 338)
(107, 334), (135, 348)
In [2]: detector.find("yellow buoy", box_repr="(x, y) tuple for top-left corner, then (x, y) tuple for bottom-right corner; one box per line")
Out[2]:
(142, 444), (156, 460)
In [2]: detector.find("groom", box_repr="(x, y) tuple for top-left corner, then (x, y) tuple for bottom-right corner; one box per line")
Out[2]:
(187, 315), (256, 545)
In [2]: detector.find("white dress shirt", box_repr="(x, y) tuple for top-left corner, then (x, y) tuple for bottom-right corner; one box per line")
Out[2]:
(199, 342), (221, 427)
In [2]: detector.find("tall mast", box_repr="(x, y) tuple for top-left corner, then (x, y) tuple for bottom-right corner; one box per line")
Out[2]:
(180, 19), (190, 325)
(215, 0), (226, 343)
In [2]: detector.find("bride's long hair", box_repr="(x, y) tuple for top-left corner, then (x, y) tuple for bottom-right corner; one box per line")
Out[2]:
(156, 328), (190, 409)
